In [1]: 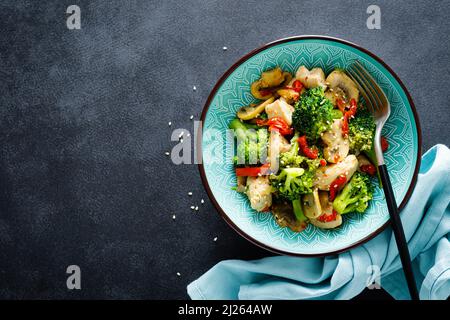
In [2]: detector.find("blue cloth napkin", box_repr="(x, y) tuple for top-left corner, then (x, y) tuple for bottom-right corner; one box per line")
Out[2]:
(188, 145), (450, 300)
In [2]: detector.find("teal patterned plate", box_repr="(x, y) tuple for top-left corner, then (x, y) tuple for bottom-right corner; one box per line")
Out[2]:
(199, 36), (421, 256)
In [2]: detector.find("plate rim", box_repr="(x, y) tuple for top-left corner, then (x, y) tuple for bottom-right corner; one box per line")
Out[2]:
(197, 35), (422, 257)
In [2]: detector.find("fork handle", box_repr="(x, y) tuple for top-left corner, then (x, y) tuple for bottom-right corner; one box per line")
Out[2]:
(378, 164), (419, 300)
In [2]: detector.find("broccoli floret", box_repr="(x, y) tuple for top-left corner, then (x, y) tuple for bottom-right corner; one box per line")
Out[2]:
(348, 107), (376, 154)
(279, 133), (321, 170)
(279, 133), (301, 167)
(333, 172), (374, 214)
(273, 134), (320, 200)
(292, 87), (335, 141)
(271, 168), (315, 201)
(273, 134), (320, 221)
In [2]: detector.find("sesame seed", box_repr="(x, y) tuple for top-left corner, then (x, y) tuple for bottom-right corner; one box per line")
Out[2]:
(190, 115), (194, 120)
(176, 272), (181, 277)
(222, 46), (228, 51)
(180, 139), (183, 143)
(188, 192), (193, 196)
(201, 199), (204, 204)
(187, 133), (191, 137)
(213, 237), (218, 242)
(179, 132), (184, 138)
(193, 86), (197, 91)
(172, 215), (176, 220)
(165, 152), (170, 156)
(168, 121), (172, 126)
(190, 206), (195, 210)
(195, 206), (199, 211)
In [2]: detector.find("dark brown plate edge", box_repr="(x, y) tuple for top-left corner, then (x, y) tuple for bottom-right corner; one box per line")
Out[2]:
(196, 35), (422, 257)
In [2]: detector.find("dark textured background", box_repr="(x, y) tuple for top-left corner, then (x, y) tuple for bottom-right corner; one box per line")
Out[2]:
(0, 0), (449, 299)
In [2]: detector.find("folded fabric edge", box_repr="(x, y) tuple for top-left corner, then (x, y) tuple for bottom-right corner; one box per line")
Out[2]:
(187, 281), (207, 300)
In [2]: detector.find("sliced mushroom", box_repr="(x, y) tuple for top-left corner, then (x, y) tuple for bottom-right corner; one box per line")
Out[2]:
(357, 154), (372, 168)
(321, 119), (350, 163)
(325, 70), (359, 105)
(325, 87), (347, 106)
(251, 81), (273, 100)
(260, 67), (285, 87)
(237, 97), (274, 120)
(272, 201), (308, 233)
(280, 71), (293, 87)
(250, 69), (292, 100)
(302, 188), (322, 219)
(295, 66), (327, 89)
(314, 154), (358, 190)
(276, 88), (299, 104)
(269, 130), (290, 173)
(246, 176), (272, 212)
(309, 191), (343, 229)
(265, 98), (295, 125)
(318, 191), (332, 209)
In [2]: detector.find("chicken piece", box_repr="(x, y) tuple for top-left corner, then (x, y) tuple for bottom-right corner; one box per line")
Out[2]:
(322, 119), (350, 163)
(268, 130), (290, 173)
(265, 99), (295, 125)
(246, 176), (272, 212)
(295, 66), (327, 90)
(302, 188), (322, 219)
(314, 155), (358, 190)
(237, 97), (274, 120)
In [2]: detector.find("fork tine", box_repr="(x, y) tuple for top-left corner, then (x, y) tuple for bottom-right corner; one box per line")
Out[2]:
(354, 61), (389, 107)
(347, 66), (377, 113)
(346, 69), (374, 113)
(350, 65), (383, 112)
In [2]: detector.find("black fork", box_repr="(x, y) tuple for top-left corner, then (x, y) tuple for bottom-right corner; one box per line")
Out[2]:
(348, 61), (419, 300)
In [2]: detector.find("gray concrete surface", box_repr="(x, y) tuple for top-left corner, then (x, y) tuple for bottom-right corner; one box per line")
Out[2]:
(0, 0), (449, 299)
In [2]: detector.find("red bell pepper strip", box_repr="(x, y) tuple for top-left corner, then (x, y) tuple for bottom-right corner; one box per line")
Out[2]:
(329, 174), (347, 201)
(235, 163), (271, 177)
(381, 136), (389, 152)
(320, 159), (327, 167)
(256, 117), (293, 136)
(347, 98), (357, 117)
(341, 98), (357, 137)
(292, 80), (303, 92)
(342, 115), (349, 136)
(318, 209), (338, 222)
(297, 135), (318, 159)
(336, 98), (347, 113)
(360, 164), (376, 176)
